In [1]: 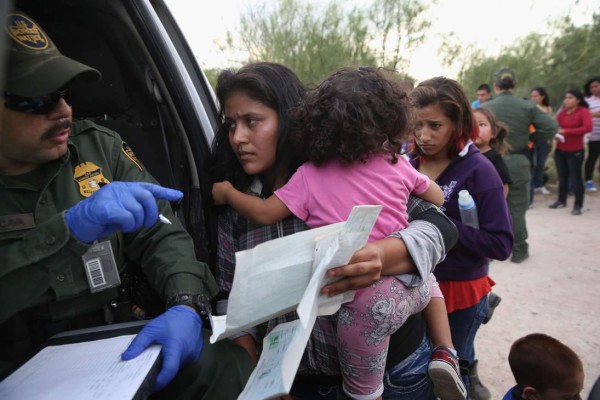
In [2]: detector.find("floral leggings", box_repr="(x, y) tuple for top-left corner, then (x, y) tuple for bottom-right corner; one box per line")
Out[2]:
(338, 274), (435, 399)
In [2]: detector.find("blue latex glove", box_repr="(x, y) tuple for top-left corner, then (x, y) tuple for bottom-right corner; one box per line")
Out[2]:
(122, 305), (203, 391)
(65, 182), (183, 243)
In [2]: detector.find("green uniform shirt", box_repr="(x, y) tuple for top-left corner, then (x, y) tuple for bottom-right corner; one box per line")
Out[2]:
(0, 120), (218, 324)
(483, 91), (558, 152)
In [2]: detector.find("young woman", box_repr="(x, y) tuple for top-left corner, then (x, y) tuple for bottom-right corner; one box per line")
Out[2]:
(529, 87), (554, 197)
(549, 88), (593, 215)
(209, 63), (458, 399)
(409, 77), (513, 399)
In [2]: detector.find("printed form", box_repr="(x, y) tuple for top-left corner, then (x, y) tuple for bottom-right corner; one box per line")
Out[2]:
(0, 335), (161, 400)
(210, 205), (382, 400)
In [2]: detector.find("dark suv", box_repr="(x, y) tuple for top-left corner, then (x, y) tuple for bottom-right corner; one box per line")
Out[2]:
(15, 0), (221, 266)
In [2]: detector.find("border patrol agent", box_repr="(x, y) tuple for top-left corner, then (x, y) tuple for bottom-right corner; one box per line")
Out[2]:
(0, 10), (253, 398)
(483, 68), (558, 264)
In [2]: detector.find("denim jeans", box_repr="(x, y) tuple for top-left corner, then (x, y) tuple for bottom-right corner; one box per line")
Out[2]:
(531, 140), (550, 188)
(382, 335), (435, 400)
(448, 295), (489, 392)
(290, 336), (435, 400)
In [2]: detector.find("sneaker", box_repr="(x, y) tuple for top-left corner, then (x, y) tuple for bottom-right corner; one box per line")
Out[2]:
(429, 346), (467, 400)
(534, 186), (551, 195)
(572, 206), (582, 215)
(548, 201), (566, 209)
(585, 180), (597, 192)
(483, 292), (502, 324)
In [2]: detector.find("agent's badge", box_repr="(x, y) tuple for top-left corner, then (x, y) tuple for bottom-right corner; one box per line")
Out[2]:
(73, 161), (110, 197)
(121, 142), (143, 171)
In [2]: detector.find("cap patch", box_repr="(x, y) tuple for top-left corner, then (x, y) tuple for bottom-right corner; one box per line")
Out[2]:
(7, 13), (49, 50)
(121, 142), (143, 171)
(74, 162), (110, 197)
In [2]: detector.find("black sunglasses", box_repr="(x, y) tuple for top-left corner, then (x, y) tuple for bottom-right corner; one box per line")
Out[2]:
(4, 86), (72, 115)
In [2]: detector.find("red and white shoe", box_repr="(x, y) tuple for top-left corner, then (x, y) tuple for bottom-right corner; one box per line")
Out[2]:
(428, 346), (467, 400)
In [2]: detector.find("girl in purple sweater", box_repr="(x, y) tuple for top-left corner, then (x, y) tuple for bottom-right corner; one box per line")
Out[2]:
(409, 77), (513, 398)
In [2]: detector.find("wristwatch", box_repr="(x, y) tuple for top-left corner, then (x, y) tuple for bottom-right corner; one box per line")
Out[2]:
(167, 293), (212, 318)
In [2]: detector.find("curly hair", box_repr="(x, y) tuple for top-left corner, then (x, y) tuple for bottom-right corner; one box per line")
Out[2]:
(473, 107), (511, 155)
(409, 77), (478, 159)
(210, 62), (306, 195)
(289, 67), (412, 166)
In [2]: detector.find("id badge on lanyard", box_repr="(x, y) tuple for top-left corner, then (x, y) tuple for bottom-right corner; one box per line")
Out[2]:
(81, 240), (121, 293)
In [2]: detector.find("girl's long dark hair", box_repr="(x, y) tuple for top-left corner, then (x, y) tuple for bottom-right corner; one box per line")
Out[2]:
(210, 62), (306, 195)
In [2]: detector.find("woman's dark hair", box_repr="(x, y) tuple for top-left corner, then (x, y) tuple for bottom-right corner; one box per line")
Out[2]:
(210, 62), (306, 195)
(473, 107), (511, 155)
(530, 86), (550, 107)
(565, 88), (589, 109)
(289, 67), (411, 166)
(583, 76), (600, 97)
(409, 77), (478, 159)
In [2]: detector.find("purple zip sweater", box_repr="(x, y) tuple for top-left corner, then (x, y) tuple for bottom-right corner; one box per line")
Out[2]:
(411, 143), (513, 281)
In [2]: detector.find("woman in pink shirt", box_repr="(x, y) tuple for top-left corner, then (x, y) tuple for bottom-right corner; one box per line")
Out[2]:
(549, 88), (593, 215)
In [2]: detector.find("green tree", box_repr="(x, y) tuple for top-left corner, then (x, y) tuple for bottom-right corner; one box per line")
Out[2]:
(447, 13), (600, 109)
(225, 0), (432, 85)
(368, 0), (432, 75)
(226, 0), (374, 84)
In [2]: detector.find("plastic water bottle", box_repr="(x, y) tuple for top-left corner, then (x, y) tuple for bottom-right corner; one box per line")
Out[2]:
(458, 190), (479, 229)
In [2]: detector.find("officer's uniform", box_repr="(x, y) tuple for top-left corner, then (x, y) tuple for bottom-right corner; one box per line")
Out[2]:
(484, 92), (558, 260)
(0, 121), (253, 398)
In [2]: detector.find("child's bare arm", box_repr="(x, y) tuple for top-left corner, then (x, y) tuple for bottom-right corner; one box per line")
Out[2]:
(423, 296), (454, 349)
(212, 181), (291, 225)
(419, 180), (445, 206)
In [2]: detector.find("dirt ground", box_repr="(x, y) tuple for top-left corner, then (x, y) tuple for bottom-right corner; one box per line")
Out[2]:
(475, 184), (600, 398)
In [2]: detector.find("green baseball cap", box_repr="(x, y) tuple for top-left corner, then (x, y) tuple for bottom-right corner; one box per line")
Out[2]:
(5, 11), (101, 98)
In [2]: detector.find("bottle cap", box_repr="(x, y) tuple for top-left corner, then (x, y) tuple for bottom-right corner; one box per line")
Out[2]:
(458, 190), (471, 202)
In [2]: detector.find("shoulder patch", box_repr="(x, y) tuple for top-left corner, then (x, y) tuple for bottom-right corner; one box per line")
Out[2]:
(73, 162), (110, 197)
(122, 142), (143, 171)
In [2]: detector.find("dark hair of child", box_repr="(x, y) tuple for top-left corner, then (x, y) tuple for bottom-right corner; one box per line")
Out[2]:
(508, 333), (584, 394)
(473, 107), (512, 155)
(289, 66), (412, 166)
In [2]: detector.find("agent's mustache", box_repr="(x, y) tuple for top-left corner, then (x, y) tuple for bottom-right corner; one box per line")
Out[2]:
(41, 119), (72, 141)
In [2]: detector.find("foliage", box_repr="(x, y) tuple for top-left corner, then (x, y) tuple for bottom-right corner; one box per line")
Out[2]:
(224, 0), (430, 85)
(450, 13), (600, 109)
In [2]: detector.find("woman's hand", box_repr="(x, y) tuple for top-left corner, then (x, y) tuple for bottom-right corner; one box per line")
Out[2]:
(321, 243), (384, 297)
(212, 181), (234, 205)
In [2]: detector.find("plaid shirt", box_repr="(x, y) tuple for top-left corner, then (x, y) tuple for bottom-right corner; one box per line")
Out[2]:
(217, 181), (442, 375)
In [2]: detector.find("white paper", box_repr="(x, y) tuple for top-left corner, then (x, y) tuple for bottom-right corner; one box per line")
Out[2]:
(237, 319), (312, 400)
(227, 206), (382, 400)
(0, 335), (161, 400)
(210, 221), (345, 343)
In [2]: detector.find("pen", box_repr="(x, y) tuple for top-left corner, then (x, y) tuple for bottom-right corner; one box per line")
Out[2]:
(158, 214), (172, 224)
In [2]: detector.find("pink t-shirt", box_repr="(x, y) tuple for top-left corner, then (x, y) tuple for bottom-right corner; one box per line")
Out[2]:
(275, 154), (431, 242)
